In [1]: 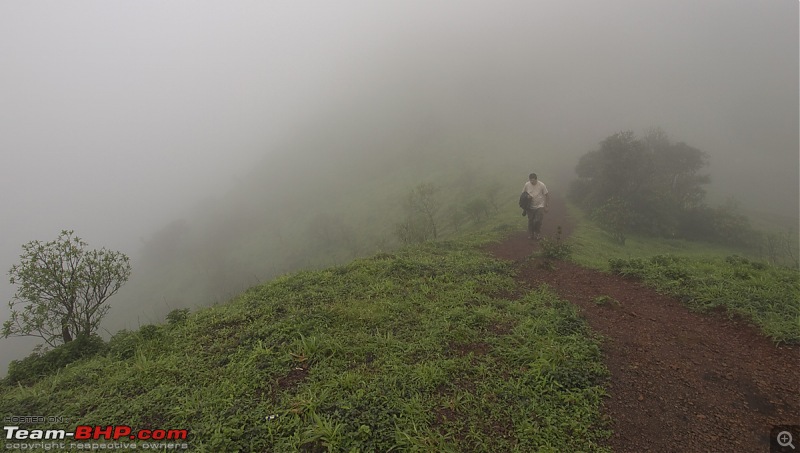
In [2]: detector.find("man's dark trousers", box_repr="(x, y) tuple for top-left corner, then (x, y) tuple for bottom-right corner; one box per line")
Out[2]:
(527, 207), (543, 238)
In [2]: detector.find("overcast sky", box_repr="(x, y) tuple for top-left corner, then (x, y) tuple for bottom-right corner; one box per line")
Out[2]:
(0, 0), (797, 372)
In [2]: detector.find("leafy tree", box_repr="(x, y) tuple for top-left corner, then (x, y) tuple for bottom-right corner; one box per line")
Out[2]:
(3, 230), (131, 348)
(644, 128), (710, 211)
(570, 129), (710, 236)
(574, 130), (652, 207)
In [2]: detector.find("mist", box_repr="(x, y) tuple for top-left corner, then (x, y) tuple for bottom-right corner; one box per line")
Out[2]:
(1, 0), (797, 374)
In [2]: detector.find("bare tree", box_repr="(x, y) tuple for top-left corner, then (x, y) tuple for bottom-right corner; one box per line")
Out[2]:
(406, 182), (441, 239)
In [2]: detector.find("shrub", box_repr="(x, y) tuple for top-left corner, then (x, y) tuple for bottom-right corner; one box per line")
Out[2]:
(107, 329), (140, 360)
(5, 334), (106, 386)
(166, 308), (191, 326)
(139, 324), (162, 341)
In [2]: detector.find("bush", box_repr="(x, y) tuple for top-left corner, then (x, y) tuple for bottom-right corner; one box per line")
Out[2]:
(166, 308), (191, 325)
(5, 335), (106, 386)
(107, 329), (140, 360)
(106, 323), (168, 361)
(138, 324), (162, 341)
(608, 258), (645, 277)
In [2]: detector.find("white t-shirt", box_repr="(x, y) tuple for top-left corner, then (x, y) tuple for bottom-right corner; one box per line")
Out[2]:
(523, 180), (549, 209)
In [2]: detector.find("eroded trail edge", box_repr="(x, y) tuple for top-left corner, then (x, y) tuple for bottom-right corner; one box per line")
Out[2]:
(485, 196), (800, 452)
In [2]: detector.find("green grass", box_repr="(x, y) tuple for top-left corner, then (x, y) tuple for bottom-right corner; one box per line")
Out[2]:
(567, 203), (753, 270)
(1, 237), (610, 452)
(567, 203), (800, 344)
(608, 254), (800, 343)
(3, 196), (796, 451)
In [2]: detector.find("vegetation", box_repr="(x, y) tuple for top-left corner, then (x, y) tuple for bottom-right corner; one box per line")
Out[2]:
(394, 183), (442, 244)
(122, 152), (525, 317)
(592, 295), (620, 307)
(464, 198), (492, 224)
(3, 230), (131, 348)
(4, 334), (106, 386)
(538, 226), (573, 261)
(1, 126), (794, 450)
(756, 227), (799, 269)
(569, 128), (757, 246)
(608, 254), (800, 343)
(569, 203), (799, 344)
(0, 238), (611, 452)
(567, 203), (752, 270)
(590, 197), (631, 245)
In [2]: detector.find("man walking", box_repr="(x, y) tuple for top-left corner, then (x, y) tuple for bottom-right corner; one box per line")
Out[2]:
(522, 173), (549, 240)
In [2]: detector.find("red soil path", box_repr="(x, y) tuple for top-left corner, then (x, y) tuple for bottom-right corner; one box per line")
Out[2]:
(485, 195), (800, 452)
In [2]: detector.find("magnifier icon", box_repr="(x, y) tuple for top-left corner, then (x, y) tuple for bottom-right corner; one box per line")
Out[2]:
(778, 431), (796, 450)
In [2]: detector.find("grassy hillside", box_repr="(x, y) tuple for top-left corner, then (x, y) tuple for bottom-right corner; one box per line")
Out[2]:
(1, 229), (611, 452)
(3, 195), (797, 451)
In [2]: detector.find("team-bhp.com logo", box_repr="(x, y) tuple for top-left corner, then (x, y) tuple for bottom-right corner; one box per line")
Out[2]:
(4, 425), (188, 441)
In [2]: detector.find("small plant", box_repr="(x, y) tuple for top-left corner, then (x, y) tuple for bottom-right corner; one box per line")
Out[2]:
(539, 226), (573, 260)
(300, 411), (346, 451)
(132, 348), (152, 371)
(290, 334), (330, 365)
(593, 295), (620, 307)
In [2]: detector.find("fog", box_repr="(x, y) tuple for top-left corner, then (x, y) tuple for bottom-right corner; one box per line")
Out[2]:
(1, 0), (797, 374)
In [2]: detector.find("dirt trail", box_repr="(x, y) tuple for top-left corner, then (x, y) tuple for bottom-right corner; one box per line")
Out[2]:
(485, 195), (800, 452)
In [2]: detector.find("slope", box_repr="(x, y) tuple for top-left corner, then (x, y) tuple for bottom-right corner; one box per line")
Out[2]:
(486, 195), (800, 452)
(1, 223), (612, 452)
